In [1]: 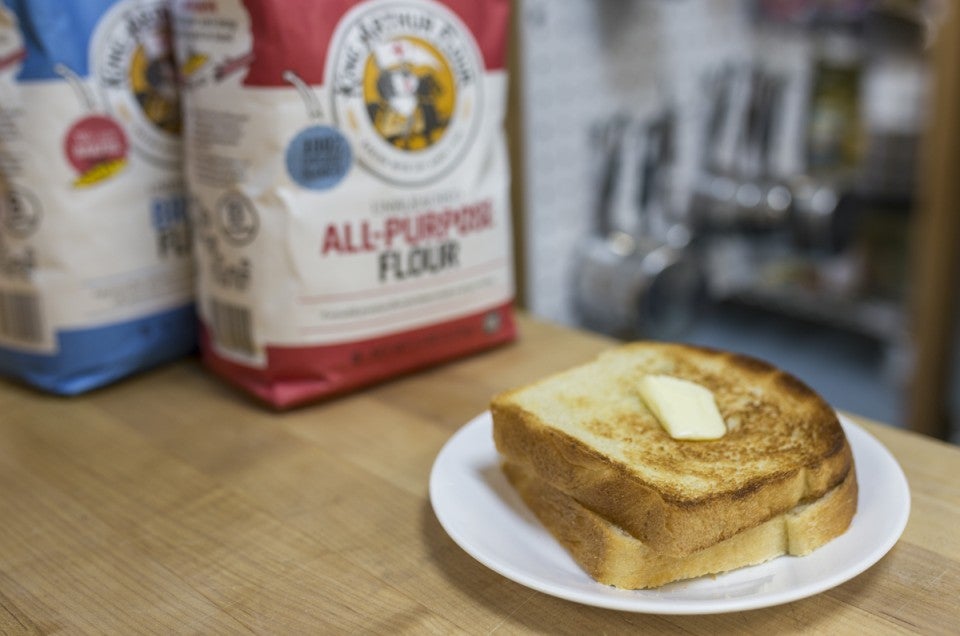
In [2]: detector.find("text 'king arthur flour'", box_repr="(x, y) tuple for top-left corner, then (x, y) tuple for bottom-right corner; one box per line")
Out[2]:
(173, 0), (516, 407)
(0, 0), (195, 394)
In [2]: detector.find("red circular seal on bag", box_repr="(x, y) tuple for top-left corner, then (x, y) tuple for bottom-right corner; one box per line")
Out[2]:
(63, 115), (128, 175)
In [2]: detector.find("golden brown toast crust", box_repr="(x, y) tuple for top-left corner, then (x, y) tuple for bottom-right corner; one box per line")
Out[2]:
(503, 461), (858, 589)
(491, 342), (854, 557)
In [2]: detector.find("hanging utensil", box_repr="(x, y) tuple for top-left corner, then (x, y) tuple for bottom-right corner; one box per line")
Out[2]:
(572, 111), (703, 340)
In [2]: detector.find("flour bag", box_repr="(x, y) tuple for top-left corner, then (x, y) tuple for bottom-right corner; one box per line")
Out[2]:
(173, 0), (516, 407)
(0, 1), (194, 394)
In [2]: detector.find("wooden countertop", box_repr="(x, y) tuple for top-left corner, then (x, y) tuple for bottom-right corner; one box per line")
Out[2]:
(1, 314), (957, 633)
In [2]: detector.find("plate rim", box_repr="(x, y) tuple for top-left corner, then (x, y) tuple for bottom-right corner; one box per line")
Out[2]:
(429, 411), (911, 614)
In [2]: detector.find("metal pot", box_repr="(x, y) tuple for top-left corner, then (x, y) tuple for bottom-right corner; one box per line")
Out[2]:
(572, 114), (704, 340)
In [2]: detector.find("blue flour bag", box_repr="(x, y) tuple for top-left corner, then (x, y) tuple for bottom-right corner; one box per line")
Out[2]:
(0, 0), (195, 394)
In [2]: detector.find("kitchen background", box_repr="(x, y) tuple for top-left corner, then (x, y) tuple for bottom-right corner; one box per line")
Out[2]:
(507, 0), (958, 440)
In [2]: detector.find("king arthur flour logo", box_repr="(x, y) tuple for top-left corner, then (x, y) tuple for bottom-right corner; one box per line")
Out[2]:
(91, 0), (181, 169)
(327, 0), (484, 186)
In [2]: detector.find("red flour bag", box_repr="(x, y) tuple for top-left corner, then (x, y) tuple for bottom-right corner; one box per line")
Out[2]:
(172, 0), (516, 407)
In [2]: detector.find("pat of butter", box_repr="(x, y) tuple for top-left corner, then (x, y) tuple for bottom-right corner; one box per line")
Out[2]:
(637, 375), (726, 440)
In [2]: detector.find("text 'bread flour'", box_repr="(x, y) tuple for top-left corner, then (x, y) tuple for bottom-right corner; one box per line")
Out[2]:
(173, 0), (516, 407)
(0, 0), (195, 394)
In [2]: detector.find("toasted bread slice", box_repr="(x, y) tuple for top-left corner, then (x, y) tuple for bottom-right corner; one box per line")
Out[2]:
(503, 461), (858, 589)
(492, 342), (854, 557)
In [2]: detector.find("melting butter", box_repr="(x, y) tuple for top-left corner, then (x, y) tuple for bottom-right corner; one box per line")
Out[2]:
(638, 375), (727, 440)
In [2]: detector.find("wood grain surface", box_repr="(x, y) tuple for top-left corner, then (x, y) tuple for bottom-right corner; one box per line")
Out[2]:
(0, 314), (957, 634)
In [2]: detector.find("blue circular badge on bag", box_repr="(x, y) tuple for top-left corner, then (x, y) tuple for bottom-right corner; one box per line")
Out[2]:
(286, 126), (352, 190)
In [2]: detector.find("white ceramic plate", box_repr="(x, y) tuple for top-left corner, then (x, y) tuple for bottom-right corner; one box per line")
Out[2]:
(429, 412), (910, 614)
